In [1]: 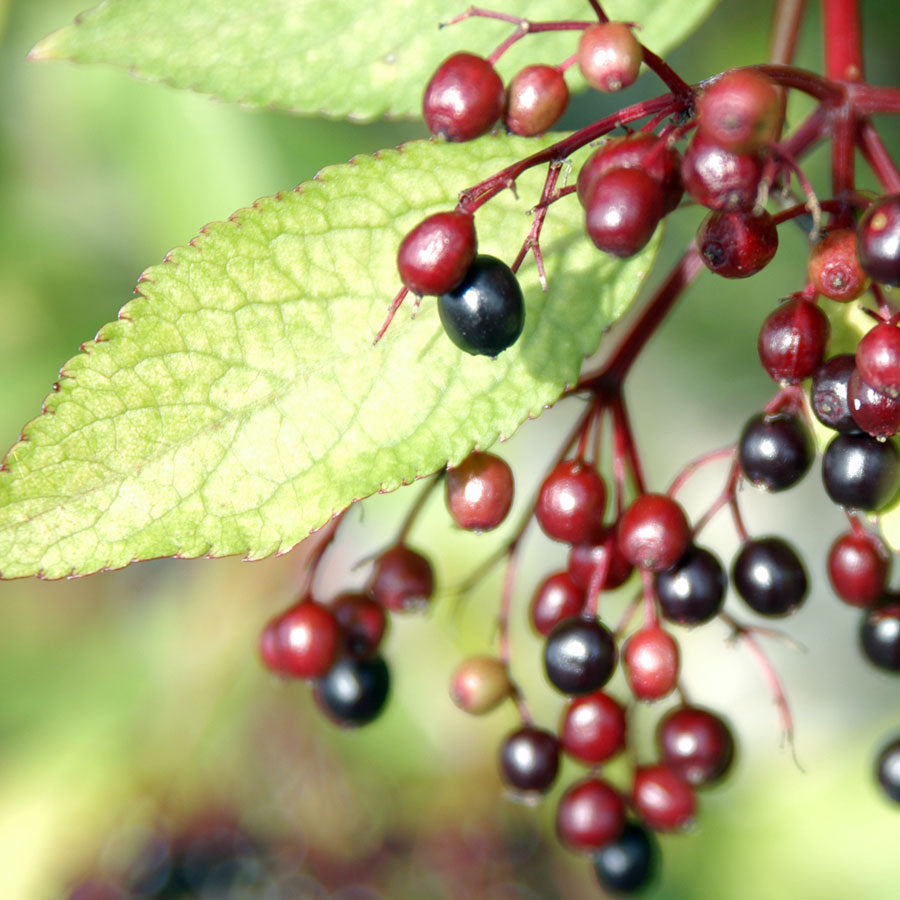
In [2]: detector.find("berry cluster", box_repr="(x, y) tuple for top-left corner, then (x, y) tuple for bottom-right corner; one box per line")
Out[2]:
(266, 1), (900, 893)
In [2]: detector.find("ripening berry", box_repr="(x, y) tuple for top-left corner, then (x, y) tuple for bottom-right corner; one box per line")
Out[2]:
(560, 690), (627, 765)
(504, 64), (569, 136)
(530, 571), (586, 637)
(808, 228), (869, 301)
(260, 597), (341, 679)
(657, 706), (735, 786)
(618, 494), (691, 572)
(331, 591), (388, 657)
(397, 211), (477, 296)
(857, 322), (900, 399)
(535, 458), (607, 545)
(681, 131), (763, 211)
(697, 208), (779, 278)
(556, 777), (626, 851)
(568, 529), (635, 593)
(449, 655), (512, 715)
(423, 52), (504, 142)
(757, 297), (830, 383)
(632, 764), (696, 832)
(445, 450), (514, 532)
(577, 23), (643, 93)
(623, 626), (680, 701)
(369, 545), (434, 612)
(585, 168), (664, 258)
(696, 69), (781, 153)
(858, 195), (900, 285)
(828, 531), (890, 608)
(848, 368), (900, 438)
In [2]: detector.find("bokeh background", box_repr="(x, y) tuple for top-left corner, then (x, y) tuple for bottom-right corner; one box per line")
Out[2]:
(1, 1), (899, 897)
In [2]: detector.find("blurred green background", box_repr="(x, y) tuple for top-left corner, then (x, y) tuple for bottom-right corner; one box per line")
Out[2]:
(1, 1), (899, 897)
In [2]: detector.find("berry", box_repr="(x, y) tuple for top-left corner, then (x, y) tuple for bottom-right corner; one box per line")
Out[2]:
(876, 737), (900, 802)
(828, 531), (890, 608)
(544, 616), (618, 695)
(732, 537), (808, 617)
(504, 64), (569, 137)
(438, 255), (525, 357)
(331, 592), (388, 657)
(260, 597), (340, 679)
(807, 228), (869, 301)
(314, 654), (390, 726)
(530, 571), (586, 637)
(577, 23), (643, 93)
(623, 626), (680, 702)
(858, 194), (900, 285)
(811, 354), (860, 433)
(397, 211), (477, 296)
(559, 690), (627, 765)
(655, 544), (726, 625)
(423, 53), (504, 142)
(657, 706), (735, 787)
(738, 412), (813, 491)
(822, 432), (900, 511)
(856, 322), (900, 399)
(618, 493), (691, 572)
(555, 777), (626, 851)
(592, 821), (659, 894)
(697, 208), (778, 278)
(848, 368), (900, 438)
(681, 131), (763, 211)
(576, 133), (683, 214)
(860, 601), (900, 672)
(584, 168), (664, 258)
(568, 530), (635, 592)
(369, 544), (434, 612)
(757, 297), (830, 383)
(449, 655), (511, 715)
(535, 458), (607, 544)
(632, 764), (696, 832)
(445, 450), (514, 532)
(696, 69), (780, 153)
(499, 726), (560, 793)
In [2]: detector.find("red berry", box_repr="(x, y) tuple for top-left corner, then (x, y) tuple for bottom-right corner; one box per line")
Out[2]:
(504, 64), (569, 137)
(848, 368), (900, 438)
(556, 777), (627, 851)
(536, 459), (607, 544)
(530, 571), (586, 637)
(808, 228), (870, 301)
(260, 597), (340, 679)
(618, 494), (691, 572)
(568, 529), (635, 593)
(697, 208), (779, 278)
(828, 531), (890, 608)
(560, 691), (628, 765)
(449, 655), (511, 715)
(445, 450), (514, 532)
(857, 322), (900, 399)
(858, 195), (900, 285)
(576, 133), (683, 214)
(657, 706), (735, 786)
(585, 168), (664, 258)
(681, 131), (763, 211)
(331, 591), (388, 657)
(632, 764), (696, 832)
(369, 545), (434, 612)
(423, 52), (504, 142)
(397, 211), (477, 296)
(696, 69), (780, 153)
(623, 626), (680, 701)
(577, 23), (642, 93)
(757, 297), (830, 383)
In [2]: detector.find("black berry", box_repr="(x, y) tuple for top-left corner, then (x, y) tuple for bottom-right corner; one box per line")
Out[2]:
(499, 726), (560, 793)
(860, 601), (900, 672)
(811, 354), (860, 433)
(314, 654), (390, 726)
(738, 412), (813, 491)
(655, 544), (726, 625)
(732, 537), (808, 617)
(876, 736), (900, 802)
(822, 433), (900, 511)
(592, 821), (659, 894)
(544, 616), (618, 695)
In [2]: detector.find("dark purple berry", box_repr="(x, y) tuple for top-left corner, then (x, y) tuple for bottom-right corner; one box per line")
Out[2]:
(438, 255), (524, 357)
(732, 537), (808, 617)
(876, 737), (900, 802)
(423, 53), (504, 142)
(397, 211), (477, 296)
(860, 601), (900, 672)
(584, 167), (664, 258)
(808, 228), (869, 301)
(822, 432), (900, 511)
(530, 571), (586, 636)
(738, 412), (813, 491)
(657, 706), (735, 787)
(504, 64), (569, 136)
(536, 458), (607, 544)
(697, 208), (778, 278)
(858, 195), (900, 286)
(655, 544), (726, 625)
(828, 530), (890, 608)
(857, 322), (900, 399)
(617, 493), (691, 572)
(544, 616), (618, 695)
(500, 726), (560, 793)
(331, 592), (388, 657)
(445, 450), (514, 532)
(681, 131), (763, 211)
(757, 297), (830, 383)
(848, 368), (900, 438)
(369, 545), (434, 612)
(314, 654), (390, 726)
(577, 23), (642, 92)
(811, 354), (860, 433)
(592, 821), (659, 894)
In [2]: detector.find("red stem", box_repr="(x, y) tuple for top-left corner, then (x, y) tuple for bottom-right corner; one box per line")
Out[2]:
(858, 120), (900, 193)
(822, 0), (863, 82)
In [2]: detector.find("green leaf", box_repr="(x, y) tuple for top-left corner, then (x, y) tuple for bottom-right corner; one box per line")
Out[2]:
(0, 135), (659, 579)
(31, 0), (721, 121)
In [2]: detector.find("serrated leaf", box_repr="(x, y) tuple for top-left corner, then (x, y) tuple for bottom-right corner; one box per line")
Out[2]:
(0, 135), (659, 578)
(31, 0), (721, 121)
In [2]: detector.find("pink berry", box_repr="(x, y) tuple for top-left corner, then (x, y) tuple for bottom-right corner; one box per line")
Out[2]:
(623, 626), (680, 701)
(618, 494), (691, 572)
(397, 211), (477, 296)
(808, 228), (869, 302)
(697, 208), (779, 278)
(504, 64), (569, 136)
(577, 23), (643, 93)
(423, 52), (504, 142)
(445, 450), (514, 532)
(696, 69), (780, 153)
(585, 168), (664, 258)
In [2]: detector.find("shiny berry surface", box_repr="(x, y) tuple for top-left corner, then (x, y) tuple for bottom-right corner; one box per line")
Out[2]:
(370, 545), (434, 612)
(397, 211), (476, 296)
(808, 228), (869, 301)
(732, 536), (808, 617)
(681, 131), (763, 211)
(445, 450), (514, 532)
(632, 765), (696, 832)
(261, 598), (340, 679)
(535, 458), (607, 545)
(504, 64), (569, 136)
(577, 23), (643, 92)
(556, 777), (626, 851)
(500, 726), (560, 793)
(757, 297), (830, 383)
(623, 626), (680, 702)
(856, 322), (900, 399)
(560, 690), (627, 765)
(423, 52), (504, 142)
(828, 531), (890, 608)
(811, 354), (860, 433)
(657, 706), (735, 786)
(876, 737), (900, 802)
(858, 194), (900, 285)
(584, 167), (664, 258)
(697, 208), (778, 278)
(860, 601), (900, 672)
(696, 69), (780, 153)
(656, 544), (726, 625)
(822, 433), (900, 510)
(568, 530), (635, 592)
(438, 255), (525, 357)
(848, 368), (900, 438)
(592, 821), (659, 894)
(314, 654), (390, 726)
(544, 617), (618, 695)
(618, 493), (691, 572)
(331, 592), (388, 657)
(738, 412), (813, 491)
(530, 571), (586, 637)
